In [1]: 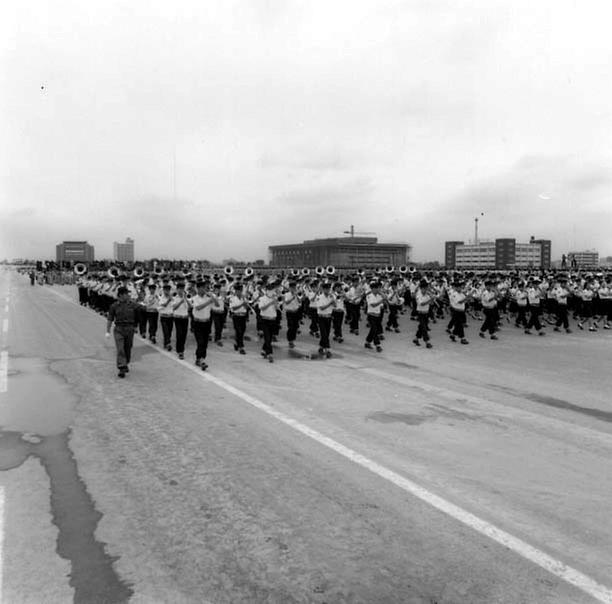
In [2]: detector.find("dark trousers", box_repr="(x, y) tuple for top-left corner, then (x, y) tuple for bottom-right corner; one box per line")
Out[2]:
(146, 311), (159, 338)
(516, 306), (528, 326)
(347, 302), (361, 331)
(332, 310), (344, 338)
(212, 312), (224, 342)
(160, 316), (174, 348)
(193, 320), (211, 361)
(78, 287), (89, 304)
(366, 313), (382, 345)
(261, 318), (276, 355)
(527, 306), (542, 331)
(232, 315), (247, 349)
(113, 325), (134, 369)
(451, 309), (466, 338)
(318, 315), (332, 349)
(386, 304), (400, 328)
(308, 307), (319, 334)
(137, 307), (148, 336)
(286, 311), (300, 342)
(416, 313), (430, 341)
(555, 305), (569, 329)
(480, 308), (497, 334)
(174, 317), (189, 353)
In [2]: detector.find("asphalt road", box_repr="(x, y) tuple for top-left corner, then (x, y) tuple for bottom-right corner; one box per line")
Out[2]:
(1, 268), (611, 603)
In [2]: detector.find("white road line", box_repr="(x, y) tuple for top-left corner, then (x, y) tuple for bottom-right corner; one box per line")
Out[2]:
(44, 287), (612, 602)
(1, 320), (7, 335)
(0, 351), (7, 394)
(0, 485), (4, 604)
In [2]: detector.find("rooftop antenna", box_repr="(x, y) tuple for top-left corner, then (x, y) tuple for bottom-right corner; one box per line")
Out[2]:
(342, 225), (376, 239)
(474, 213), (484, 244)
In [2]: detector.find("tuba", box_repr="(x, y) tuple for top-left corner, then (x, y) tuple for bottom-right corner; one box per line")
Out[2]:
(244, 267), (254, 278)
(74, 263), (87, 276)
(108, 266), (122, 279)
(301, 267), (311, 276)
(133, 266), (145, 278)
(224, 265), (234, 276)
(290, 268), (300, 277)
(315, 266), (325, 276)
(325, 265), (335, 275)
(385, 265), (395, 274)
(398, 265), (408, 274)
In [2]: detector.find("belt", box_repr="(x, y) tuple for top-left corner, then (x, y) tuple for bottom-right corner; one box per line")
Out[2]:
(193, 318), (211, 323)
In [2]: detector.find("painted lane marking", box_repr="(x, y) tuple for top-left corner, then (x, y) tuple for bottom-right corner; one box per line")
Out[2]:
(146, 343), (612, 604)
(0, 486), (4, 604)
(0, 351), (7, 394)
(1, 320), (7, 335)
(46, 286), (612, 602)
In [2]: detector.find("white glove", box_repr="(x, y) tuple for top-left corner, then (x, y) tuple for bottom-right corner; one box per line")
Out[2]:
(105, 332), (111, 339)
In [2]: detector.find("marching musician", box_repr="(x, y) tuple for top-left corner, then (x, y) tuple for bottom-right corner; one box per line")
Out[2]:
(191, 280), (216, 369)
(143, 283), (160, 343)
(172, 281), (191, 359)
(364, 281), (384, 352)
(283, 280), (302, 349)
(525, 278), (546, 335)
(314, 282), (335, 357)
(413, 279), (433, 348)
(385, 279), (402, 333)
(211, 282), (226, 346)
(257, 282), (279, 362)
(346, 276), (364, 335)
(228, 282), (249, 354)
(158, 283), (175, 351)
(479, 280), (499, 340)
(448, 280), (469, 344)
(552, 277), (572, 333)
(331, 281), (346, 342)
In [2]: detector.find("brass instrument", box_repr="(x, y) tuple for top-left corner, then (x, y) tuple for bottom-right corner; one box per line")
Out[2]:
(107, 266), (122, 279)
(301, 267), (311, 276)
(244, 267), (254, 278)
(224, 265), (234, 276)
(325, 265), (335, 275)
(398, 265), (408, 274)
(133, 266), (145, 278)
(74, 263), (87, 276)
(385, 265), (395, 274)
(315, 266), (325, 276)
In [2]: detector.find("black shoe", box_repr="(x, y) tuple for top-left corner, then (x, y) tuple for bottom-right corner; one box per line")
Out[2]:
(364, 342), (373, 349)
(553, 327), (560, 332)
(376, 345), (383, 353)
(490, 335), (498, 340)
(124, 366), (129, 373)
(379, 335), (385, 341)
(195, 358), (202, 366)
(318, 347), (325, 355)
(239, 348), (246, 355)
(413, 339), (420, 346)
(426, 342), (433, 348)
(461, 338), (469, 345)
(394, 328), (401, 333)
(150, 337), (156, 344)
(325, 350), (332, 358)
(524, 329), (532, 334)
(178, 352), (184, 360)
(216, 341), (223, 347)
(234, 344), (238, 351)
(479, 332), (485, 338)
(118, 370), (126, 378)
(288, 341), (295, 349)
(449, 334), (456, 342)
(201, 362), (208, 371)
(268, 355), (274, 363)
(337, 337), (344, 343)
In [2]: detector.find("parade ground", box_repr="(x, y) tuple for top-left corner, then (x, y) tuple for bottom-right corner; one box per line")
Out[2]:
(1, 267), (611, 604)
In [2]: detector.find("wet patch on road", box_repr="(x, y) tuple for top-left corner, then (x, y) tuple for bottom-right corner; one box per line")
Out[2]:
(0, 357), (133, 603)
(488, 383), (612, 422)
(367, 404), (480, 426)
(392, 361), (420, 369)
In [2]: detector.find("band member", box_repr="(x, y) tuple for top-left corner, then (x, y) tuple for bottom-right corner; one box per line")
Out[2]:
(158, 283), (175, 351)
(448, 281), (469, 344)
(552, 278), (572, 333)
(136, 285), (148, 338)
(105, 286), (139, 378)
(315, 282), (335, 357)
(577, 280), (596, 331)
(211, 283), (226, 346)
(283, 281), (301, 348)
(331, 282), (346, 342)
(364, 281), (384, 352)
(601, 276), (612, 329)
(514, 282), (529, 328)
(346, 277), (364, 334)
(305, 281), (320, 337)
(414, 279), (433, 348)
(229, 283), (249, 354)
(479, 280), (499, 340)
(144, 283), (160, 343)
(172, 282), (191, 359)
(191, 280), (216, 369)
(385, 279), (402, 333)
(257, 283), (279, 362)
(525, 279), (545, 335)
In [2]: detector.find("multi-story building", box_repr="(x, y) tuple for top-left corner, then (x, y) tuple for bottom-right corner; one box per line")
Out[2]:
(269, 237), (410, 268)
(56, 241), (95, 264)
(567, 250), (599, 269)
(113, 238), (135, 263)
(445, 238), (551, 270)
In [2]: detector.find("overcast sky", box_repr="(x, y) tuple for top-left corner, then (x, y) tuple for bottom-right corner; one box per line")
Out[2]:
(2, 0), (612, 262)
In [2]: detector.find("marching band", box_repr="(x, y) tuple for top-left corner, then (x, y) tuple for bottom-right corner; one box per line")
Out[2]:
(26, 263), (612, 375)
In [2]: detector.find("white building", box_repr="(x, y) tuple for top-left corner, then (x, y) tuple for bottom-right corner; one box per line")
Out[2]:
(113, 238), (134, 263)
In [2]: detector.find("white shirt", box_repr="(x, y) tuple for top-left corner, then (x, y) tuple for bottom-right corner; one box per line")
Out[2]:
(315, 292), (335, 317)
(258, 294), (278, 319)
(192, 294), (214, 321)
(283, 290), (301, 312)
(415, 289), (432, 313)
(366, 292), (384, 316)
(229, 294), (248, 316)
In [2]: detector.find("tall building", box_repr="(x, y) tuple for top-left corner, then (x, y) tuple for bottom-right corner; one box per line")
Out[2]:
(56, 241), (95, 263)
(269, 237), (410, 268)
(113, 237), (134, 263)
(445, 237), (551, 270)
(568, 250), (599, 268)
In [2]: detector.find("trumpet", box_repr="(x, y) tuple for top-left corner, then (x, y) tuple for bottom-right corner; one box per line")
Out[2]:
(74, 263), (87, 276)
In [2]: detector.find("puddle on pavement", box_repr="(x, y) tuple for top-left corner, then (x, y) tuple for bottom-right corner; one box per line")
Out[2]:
(0, 357), (133, 603)
(367, 404), (478, 426)
(488, 383), (612, 422)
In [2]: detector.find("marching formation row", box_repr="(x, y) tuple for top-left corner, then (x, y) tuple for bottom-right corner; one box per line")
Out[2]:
(51, 268), (612, 376)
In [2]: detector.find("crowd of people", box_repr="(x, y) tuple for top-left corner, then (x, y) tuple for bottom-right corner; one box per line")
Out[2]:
(21, 266), (612, 376)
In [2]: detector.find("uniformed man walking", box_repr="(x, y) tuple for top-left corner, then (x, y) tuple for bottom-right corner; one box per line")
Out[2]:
(106, 286), (139, 378)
